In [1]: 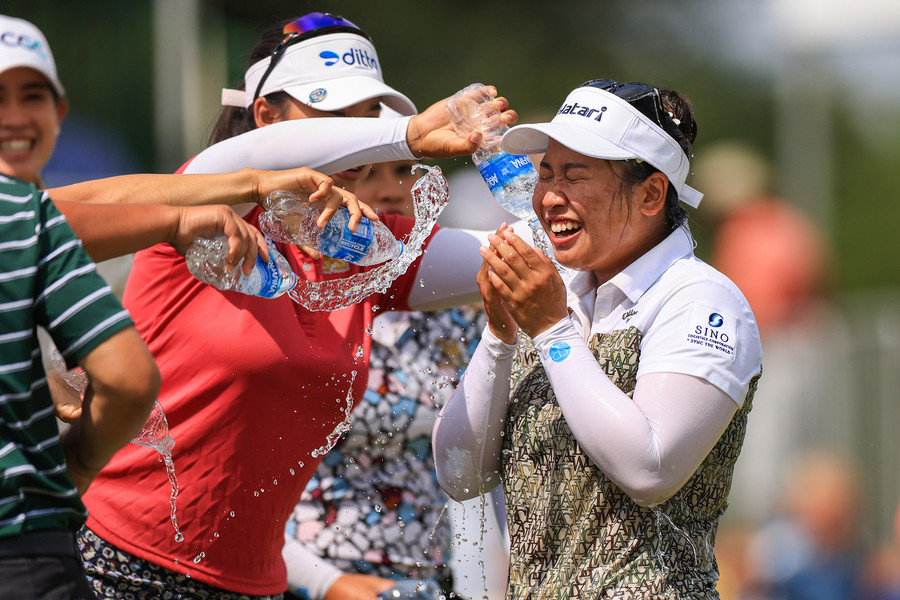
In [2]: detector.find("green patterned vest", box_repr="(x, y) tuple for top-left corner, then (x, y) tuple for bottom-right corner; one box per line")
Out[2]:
(502, 327), (759, 599)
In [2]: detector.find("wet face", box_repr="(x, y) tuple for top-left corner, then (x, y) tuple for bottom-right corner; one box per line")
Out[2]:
(0, 67), (67, 185)
(356, 160), (418, 217)
(535, 139), (668, 283)
(257, 96), (382, 191)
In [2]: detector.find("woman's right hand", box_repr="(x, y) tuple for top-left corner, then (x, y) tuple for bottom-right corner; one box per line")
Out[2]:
(478, 223), (519, 344)
(324, 573), (396, 600)
(254, 167), (378, 231)
(406, 86), (517, 158)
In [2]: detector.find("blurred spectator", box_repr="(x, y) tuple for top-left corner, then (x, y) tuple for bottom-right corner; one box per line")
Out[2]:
(693, 141), (843, 523)
(860, 501), (900, 600)
(695, 140), (831, 335)
(743, 450), (867, 600)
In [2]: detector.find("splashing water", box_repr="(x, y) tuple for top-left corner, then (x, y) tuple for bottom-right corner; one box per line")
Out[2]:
(164, 454), (183, 543)
(288, 164), (449, 311)
(49, 349), (183, 541)
(130, 401), (182, 542)
(311, 370), (358, 458)
(652, 506), (715, 574)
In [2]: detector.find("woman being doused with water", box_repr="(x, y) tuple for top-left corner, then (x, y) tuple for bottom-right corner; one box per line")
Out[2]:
(433, 79), (763, 598)
(76, 11), (520, 600)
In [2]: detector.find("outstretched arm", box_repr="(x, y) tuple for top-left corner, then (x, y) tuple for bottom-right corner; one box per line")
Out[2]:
(46, 167), (354, 213)
(52, 201), (268, 274)
(181, 87), (515, 176)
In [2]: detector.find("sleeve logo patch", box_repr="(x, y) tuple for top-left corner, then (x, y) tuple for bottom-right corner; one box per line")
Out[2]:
(687, 306), (736, 357)
(548, 342), (571, 362)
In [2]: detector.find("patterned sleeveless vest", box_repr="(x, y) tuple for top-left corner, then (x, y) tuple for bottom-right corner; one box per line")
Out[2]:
(502, 326), (760, 599)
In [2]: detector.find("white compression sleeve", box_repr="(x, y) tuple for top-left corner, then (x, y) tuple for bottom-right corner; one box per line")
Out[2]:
(408, 221), (534, 311)
(433, 326), (517, 501)
(282, 535), (343, 600)
(531, 317), (740, 507)
(183, 116), (415, 176)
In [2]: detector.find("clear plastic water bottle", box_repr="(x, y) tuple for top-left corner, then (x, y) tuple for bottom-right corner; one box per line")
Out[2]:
(49, 349), (175, 453)
(446, 83), (538, 221)
(131, 401), (176, 454)
(259, 191), (403, 266)
(185, 234), (298, 299)
(377, 579), (442, 600)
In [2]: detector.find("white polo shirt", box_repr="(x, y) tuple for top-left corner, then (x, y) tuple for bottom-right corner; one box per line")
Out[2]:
(562, 226), (762, 404)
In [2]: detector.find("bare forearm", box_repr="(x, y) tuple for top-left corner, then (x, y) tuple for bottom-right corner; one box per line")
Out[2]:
(62, 328), (160, 494)
(47, 169), (258, 207)
(53, 201), (183, 261)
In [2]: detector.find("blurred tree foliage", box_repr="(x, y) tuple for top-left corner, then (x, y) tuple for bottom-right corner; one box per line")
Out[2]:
(4, 0), (899, 291)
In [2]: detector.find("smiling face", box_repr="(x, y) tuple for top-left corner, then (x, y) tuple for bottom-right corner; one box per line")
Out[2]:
(0, 67), (68, 185)
(535, 138), (670, 283)
(255, 95), (382, 191)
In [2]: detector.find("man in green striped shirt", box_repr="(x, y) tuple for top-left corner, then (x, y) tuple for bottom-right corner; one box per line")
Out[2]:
(0, 174), (160, 599)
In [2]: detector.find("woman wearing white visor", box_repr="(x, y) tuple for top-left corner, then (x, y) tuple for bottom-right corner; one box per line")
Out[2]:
(433, 80), (763, 598)
(76, 11), (519, 600)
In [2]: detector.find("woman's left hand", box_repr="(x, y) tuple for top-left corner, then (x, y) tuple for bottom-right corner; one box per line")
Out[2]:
(479, 225), (568, 338)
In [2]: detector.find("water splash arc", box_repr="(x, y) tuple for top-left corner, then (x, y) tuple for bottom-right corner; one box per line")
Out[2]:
(288, 164), (449, 311)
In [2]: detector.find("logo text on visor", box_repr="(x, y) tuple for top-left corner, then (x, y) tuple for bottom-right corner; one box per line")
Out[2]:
(558, 102), (608, 122)
(318, 47), (378, 70)
(0, 31), (48, 60)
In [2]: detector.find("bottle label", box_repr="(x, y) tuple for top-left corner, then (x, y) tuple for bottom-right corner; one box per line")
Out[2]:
(476, 153), (534, 194)
(325, 218), (374, 263)
(250, 251), (286, 298)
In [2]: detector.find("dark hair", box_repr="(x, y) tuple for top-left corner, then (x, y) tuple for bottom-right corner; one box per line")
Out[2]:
(206, 20), (297, 146)
(618, 88), (697, 231)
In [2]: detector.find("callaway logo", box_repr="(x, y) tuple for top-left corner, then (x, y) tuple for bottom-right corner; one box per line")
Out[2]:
(1, 30), (48, 60)
(557, 101), (607, 122)
(318, 48), (378, 70)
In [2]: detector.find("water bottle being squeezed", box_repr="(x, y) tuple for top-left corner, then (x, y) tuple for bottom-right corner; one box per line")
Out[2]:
(446, 83), (537, 219)
(259, 191), (404, 266)
(185, 234), (298, 299)
(49, 349), (175, 454)
(446, 83), (556, 262)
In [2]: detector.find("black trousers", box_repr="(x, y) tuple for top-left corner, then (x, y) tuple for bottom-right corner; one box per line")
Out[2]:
(0, 530), (94, 600)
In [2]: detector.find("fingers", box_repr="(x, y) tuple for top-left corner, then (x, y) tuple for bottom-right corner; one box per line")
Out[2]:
(482, 228), (540, 282)
(314, 188), (376, 233)
(305, 170), (335, 204)
(219, 211), (261, 276)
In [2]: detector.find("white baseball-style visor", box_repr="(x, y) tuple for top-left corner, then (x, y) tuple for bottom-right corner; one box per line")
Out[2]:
(501, 86), (702, 208)
(0, 14), (65, 97)
(221, 32), (416, 116)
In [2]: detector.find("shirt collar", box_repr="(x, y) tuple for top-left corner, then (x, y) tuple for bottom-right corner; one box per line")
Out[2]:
(566, 226), (694, 307)
(609, 226), (694, 303)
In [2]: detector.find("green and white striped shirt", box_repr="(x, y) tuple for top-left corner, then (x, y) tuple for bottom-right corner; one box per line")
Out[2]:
(0, 175), (132, 539)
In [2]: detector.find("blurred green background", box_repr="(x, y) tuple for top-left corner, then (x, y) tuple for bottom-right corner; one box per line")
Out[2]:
(10, 0), (900, 292)
(5, 1), (900, 593)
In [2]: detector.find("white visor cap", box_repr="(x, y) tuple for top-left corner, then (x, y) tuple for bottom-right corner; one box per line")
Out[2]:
(222, 32), (416, 116)
(501, 86), (702, 208)
(0, 15), (65, 98)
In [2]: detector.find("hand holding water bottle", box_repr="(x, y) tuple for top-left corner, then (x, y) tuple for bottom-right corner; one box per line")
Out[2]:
(259, 191), (404, 266)
(406, 85), (517, 159)
(48, 349), (175, 454)
(446, 83), (538, 221)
